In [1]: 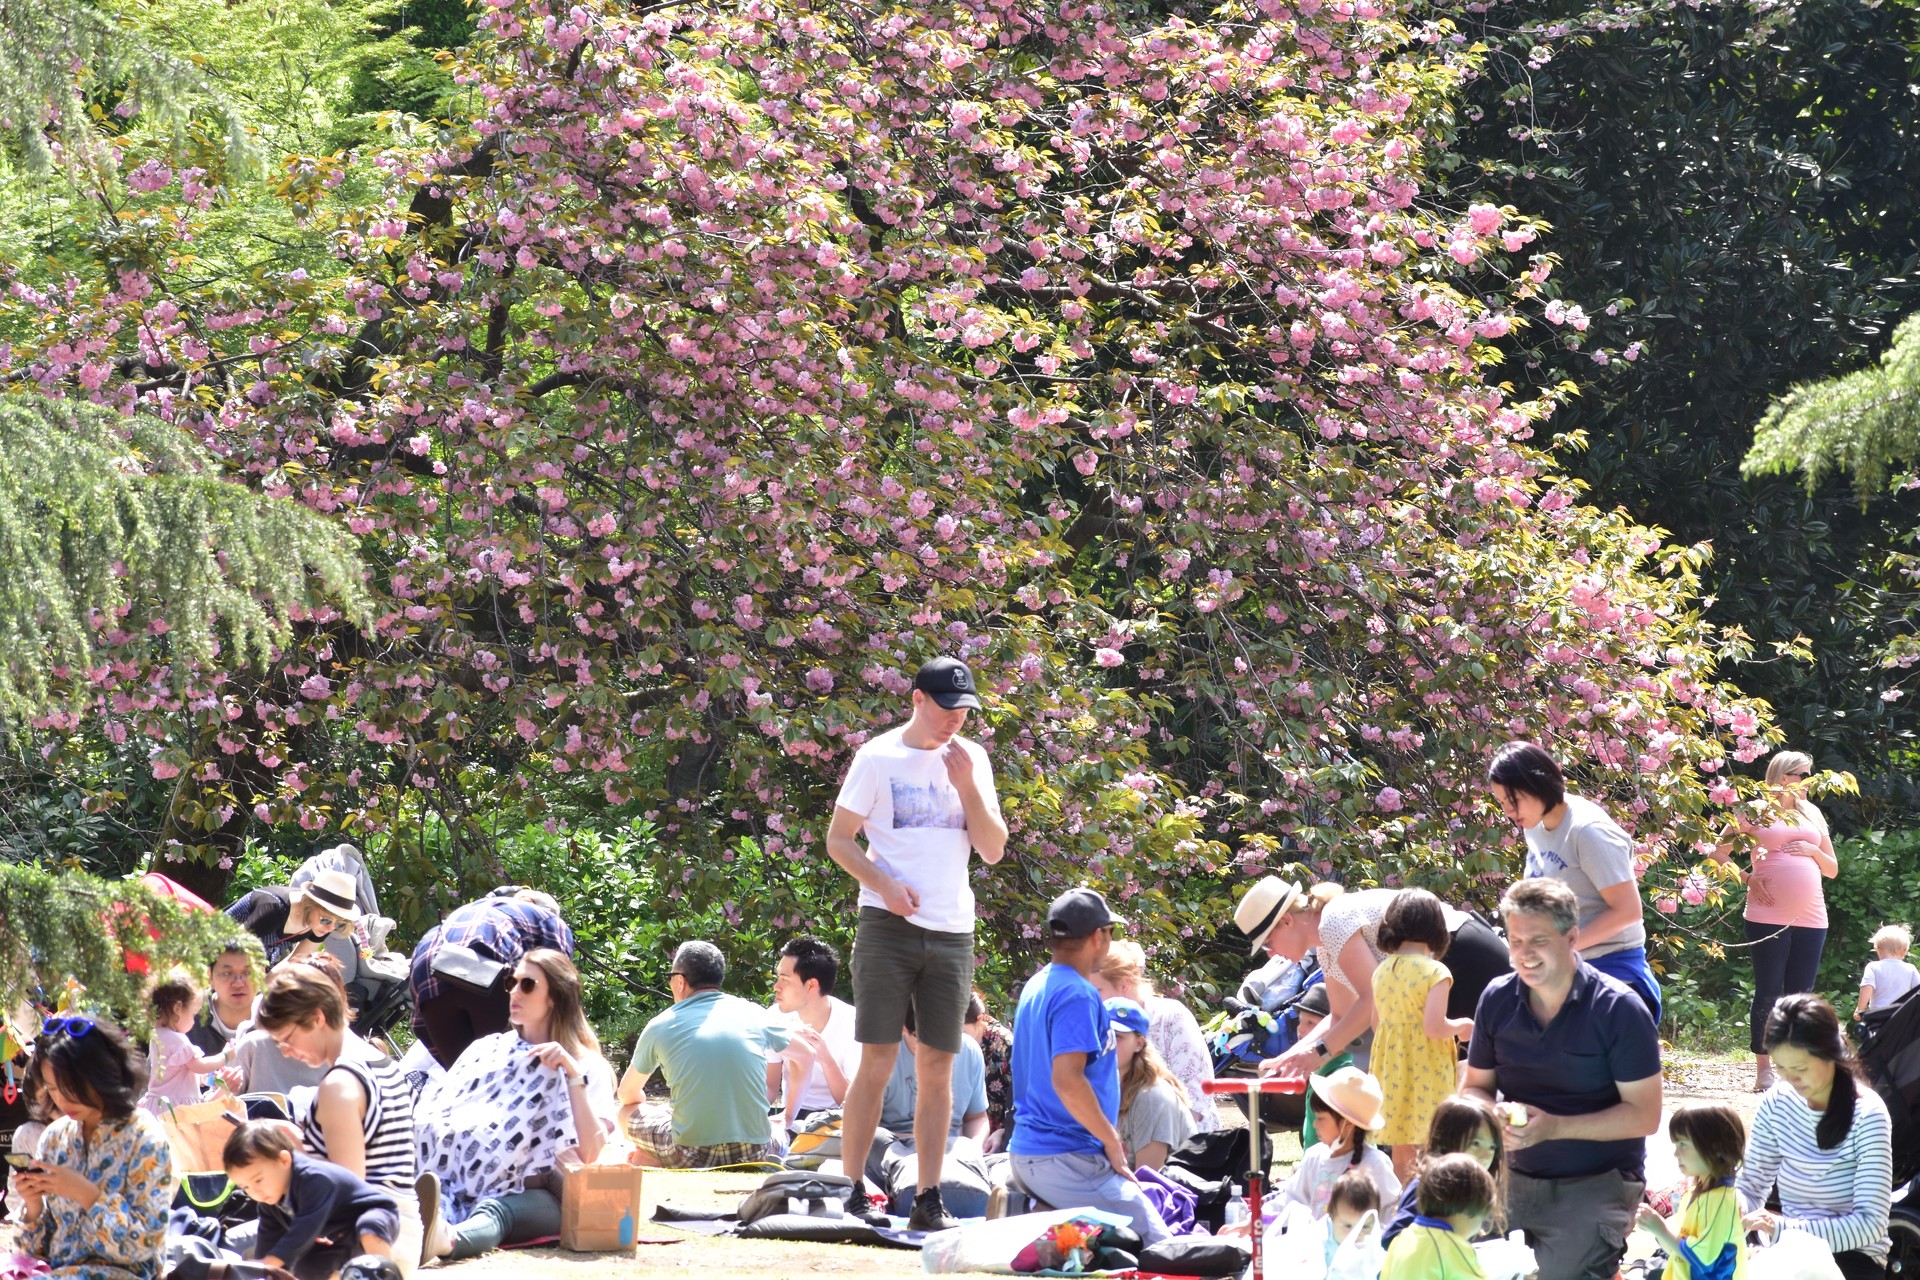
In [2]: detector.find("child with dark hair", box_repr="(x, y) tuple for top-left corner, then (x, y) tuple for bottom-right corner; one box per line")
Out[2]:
(1373, 891), (1475, 1180)
(1382, 1095), (1506, 1249)
(1317, 1170), (1382, 1268)
(1635, 1102), (1746, 1280)
(1381, 1154), (1496, 1279)
(1280, 1066), (1401, 1213)
(141, 978), (229, 1114)
(224, 1120), (401, 1280)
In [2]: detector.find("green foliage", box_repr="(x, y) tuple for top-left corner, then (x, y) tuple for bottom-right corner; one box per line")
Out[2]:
(1746, 314), (1920, 502)
(0, 862), (251, 1032)
(0, 395), (372, 733)
(1818, 828), (1920, 1001)
(1438, 0), (1920, 814)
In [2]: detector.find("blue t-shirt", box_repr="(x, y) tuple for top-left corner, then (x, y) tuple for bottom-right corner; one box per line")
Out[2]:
(1468, 961), (1660, 1179)
(880, 1033), (988, 1136)
(1009, 962), (1118, 1157)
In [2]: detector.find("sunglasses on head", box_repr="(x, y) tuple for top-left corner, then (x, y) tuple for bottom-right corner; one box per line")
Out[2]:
(42, 1015), (95, 1038)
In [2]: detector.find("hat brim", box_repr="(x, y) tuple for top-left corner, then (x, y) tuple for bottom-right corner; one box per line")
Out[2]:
(1245, 899), (1299, 956)
(1308, 1073), (1386, 1132)
(294, 884), (363, 922)
(928, 691), (982, 710)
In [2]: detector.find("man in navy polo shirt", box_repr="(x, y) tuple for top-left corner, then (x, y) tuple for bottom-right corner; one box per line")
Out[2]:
(1464, 877), (1662, 1280)
(1009, 888), (1171, 1246)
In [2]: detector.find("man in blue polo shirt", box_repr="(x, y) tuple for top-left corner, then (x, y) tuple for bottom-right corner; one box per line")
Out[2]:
(1009, 888), (1171, 1246)
(1464, 877), (1662, 1279)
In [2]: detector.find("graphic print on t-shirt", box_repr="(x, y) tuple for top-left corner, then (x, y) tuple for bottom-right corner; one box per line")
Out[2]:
(891, 777), (966, 829)
(1527, 847), (1568, 877)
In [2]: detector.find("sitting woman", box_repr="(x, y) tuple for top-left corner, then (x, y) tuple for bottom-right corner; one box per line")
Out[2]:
(16, 1015), (175, 1280)
(1108, 998), (1194, 1172)
(253, 966), (425, 1274)
(1736, 993), (1892, 1278)
(416, 948), (617, 1262)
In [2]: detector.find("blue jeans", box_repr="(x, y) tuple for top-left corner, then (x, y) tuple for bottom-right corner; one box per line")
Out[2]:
(1586, 945), (1662, 1025)
(1746, 920), (1828, 1054)
(448, 1188), (562, 1261)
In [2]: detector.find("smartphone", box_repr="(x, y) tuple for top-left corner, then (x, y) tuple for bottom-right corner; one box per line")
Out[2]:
(5, 1153), (39, 1169)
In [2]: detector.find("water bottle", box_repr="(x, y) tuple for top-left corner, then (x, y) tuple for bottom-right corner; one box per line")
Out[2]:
(1224, 1184), (1251, 1228)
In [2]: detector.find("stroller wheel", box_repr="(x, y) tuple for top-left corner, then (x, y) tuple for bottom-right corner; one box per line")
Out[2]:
(1889, 1204), (1920, 1274)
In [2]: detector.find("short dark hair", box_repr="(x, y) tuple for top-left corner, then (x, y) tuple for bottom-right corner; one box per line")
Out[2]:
(779, 937), (839, 996)
(1326, 1169), (1381, 1220)
(1378, 890), (1451, 959)
(1487, 741), (1565, 812)
(1417, 1153), (1495, 1219)
(673, 940), (726, 990)
(32, 1018), (144, 1121)
(151, 980), (198, 1024)
(224, 1118), (300, 1169)
(966, 989), (988, 1023)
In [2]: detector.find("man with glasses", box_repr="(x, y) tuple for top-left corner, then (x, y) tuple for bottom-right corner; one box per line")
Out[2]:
(616, 941), (792, 1169)
(827, 656), (1008, 1231)
(189, 940), (263, 1058)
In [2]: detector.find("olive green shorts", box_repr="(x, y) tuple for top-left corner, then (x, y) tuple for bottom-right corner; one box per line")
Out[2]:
(850, 906), (975, 1054)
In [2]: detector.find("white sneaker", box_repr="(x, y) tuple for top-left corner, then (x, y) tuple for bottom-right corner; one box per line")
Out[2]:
(417, 1171), (452, 1263)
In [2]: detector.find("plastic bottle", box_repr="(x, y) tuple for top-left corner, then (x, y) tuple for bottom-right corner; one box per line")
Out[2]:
(1224, 1184), (1251, 1228)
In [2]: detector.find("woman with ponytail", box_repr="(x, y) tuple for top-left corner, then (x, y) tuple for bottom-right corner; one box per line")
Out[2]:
(1736, 994), (1893, 1277)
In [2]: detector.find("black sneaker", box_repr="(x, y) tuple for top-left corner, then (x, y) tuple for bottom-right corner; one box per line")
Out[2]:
(846, 1178), (890, 1225)
(907, 1186), (961, 1232)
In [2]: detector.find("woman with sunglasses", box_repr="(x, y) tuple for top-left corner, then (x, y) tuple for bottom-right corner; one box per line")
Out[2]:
(226, 867), (363, 969)
(16, 1016), (175, 1280)
(252, 966), (425, 1274)
(1711, 750), (1838, 1091)
(413, 949), (615, 1262)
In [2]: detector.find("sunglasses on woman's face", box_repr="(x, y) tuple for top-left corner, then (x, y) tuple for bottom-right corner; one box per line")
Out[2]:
(1785, 771), (1810, 780)
(42, 1015), (95, 1038)
(512, 976), (540, 995)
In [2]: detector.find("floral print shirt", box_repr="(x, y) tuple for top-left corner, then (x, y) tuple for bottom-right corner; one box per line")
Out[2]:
(978, 1018), (1014, 1136)
(24, 1110), (174, 1280)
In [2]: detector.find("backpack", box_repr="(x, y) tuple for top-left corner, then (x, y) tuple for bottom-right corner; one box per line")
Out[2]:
(736, 1170), (855, 1225)
(785, 1109), (843, 1163)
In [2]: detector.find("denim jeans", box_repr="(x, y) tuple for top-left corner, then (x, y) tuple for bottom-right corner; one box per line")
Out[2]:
(448, 1188), (562, 1261)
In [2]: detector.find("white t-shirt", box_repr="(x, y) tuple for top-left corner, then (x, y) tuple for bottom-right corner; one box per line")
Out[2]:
(1862, 958), (1920, 1011)
(1524, 793), (1645, 958)
(835, 724), (997, 933)
(781, 996), (860, 1112)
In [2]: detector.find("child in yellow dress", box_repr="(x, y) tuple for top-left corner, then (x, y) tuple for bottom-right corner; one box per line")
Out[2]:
(1372, 890), (1476, 1180)
(1634, 1102), (1747, 1280)
(1381, 1154), (1494, 1280)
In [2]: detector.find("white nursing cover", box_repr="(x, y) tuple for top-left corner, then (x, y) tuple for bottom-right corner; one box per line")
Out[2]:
(414, 1031), (578, 1222)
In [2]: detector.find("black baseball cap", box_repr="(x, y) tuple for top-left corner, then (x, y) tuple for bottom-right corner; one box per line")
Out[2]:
(913, 656), (982, 710)
(1047, 887), (1122, 939)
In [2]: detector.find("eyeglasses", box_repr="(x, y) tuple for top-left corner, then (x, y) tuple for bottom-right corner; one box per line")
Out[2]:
(512, 976), (540, 994)
(42, 1015), (95, 1038)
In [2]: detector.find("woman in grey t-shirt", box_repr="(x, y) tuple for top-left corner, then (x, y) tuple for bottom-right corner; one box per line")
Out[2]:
(1486, 740), (1660, 1021)
(1107, 999), (1194, 1171)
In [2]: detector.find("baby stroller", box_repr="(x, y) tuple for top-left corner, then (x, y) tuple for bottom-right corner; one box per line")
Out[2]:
(1856, 988), (1920, 1272)
(1204, 954), (1321, 1130)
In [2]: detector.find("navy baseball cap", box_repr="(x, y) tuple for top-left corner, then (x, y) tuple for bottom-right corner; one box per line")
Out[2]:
(914, 656), (982, 710)
(1048, 887), (1122, 938)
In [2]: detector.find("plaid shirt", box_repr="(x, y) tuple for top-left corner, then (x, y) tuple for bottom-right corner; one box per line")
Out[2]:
(408, 898), (575, 1027)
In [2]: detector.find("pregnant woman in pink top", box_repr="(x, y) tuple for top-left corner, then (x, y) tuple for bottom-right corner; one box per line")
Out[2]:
(1711, 751), (1837, 1091)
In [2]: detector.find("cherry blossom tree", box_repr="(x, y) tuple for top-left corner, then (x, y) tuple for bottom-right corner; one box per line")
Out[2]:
(1, 0), (1777, 944)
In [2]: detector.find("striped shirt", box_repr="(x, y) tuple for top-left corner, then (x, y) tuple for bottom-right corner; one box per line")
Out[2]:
(302, 1041), (419, 1209)
(1736, 1080), (1891, 1261)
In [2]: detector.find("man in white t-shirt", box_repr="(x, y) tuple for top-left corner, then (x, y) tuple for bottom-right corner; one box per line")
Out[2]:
(769, 935), (859, 1131)
(826, 656), (1008, 1231)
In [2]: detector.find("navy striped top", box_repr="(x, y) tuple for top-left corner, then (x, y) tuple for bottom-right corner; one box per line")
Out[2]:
(1735, 1079), (1892, 1261)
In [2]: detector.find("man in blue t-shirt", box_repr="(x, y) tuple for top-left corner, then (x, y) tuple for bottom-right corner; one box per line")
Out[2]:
(1009, 888), (1171, 1246)
(1465, 877), (1662, 1280)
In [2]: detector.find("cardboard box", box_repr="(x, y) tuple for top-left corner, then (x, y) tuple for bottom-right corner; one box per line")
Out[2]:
(556, 1146), (645, 1251)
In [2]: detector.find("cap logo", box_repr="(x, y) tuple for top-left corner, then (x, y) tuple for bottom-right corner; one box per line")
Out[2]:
(950, 667), (972, 690)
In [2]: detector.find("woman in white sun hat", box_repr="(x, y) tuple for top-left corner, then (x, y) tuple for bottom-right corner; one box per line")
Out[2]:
(227, 866), (364, 969)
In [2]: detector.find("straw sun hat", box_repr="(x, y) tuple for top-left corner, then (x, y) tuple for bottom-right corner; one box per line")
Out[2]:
(292, 867), (363, 922)
(1233, 875), (1304, 956)
(1308, 1066), (1388, 1133)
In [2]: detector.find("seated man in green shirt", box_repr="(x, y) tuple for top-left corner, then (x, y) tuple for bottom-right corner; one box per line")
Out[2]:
(617, 940), (792, 1168)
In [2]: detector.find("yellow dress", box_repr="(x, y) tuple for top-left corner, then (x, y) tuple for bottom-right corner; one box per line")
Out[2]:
(1372, 953), (1458, 1146)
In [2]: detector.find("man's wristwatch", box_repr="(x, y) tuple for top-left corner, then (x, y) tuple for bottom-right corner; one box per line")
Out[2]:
(1312, 1040), (1331, 1059)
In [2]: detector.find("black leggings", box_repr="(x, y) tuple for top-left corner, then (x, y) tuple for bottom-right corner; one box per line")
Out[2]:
(1834, 1250), (1889, 1278)
(1746, 919), (1828, 1053)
